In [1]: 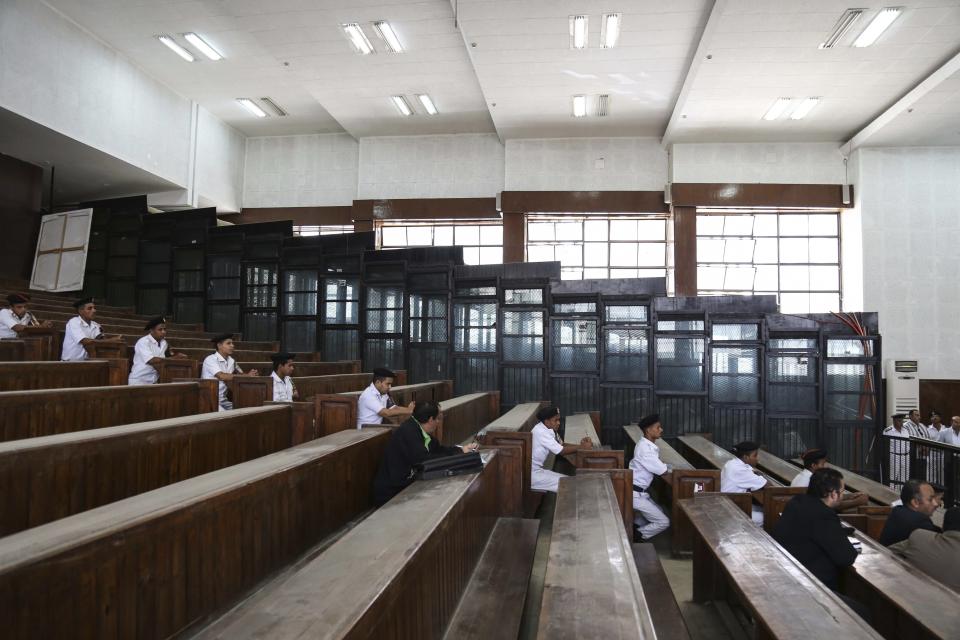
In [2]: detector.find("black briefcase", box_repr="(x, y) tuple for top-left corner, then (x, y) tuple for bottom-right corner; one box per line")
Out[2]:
(414, 452), (483, 480)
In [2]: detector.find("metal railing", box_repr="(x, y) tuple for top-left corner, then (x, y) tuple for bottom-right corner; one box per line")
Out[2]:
(877, 435), (960, 508)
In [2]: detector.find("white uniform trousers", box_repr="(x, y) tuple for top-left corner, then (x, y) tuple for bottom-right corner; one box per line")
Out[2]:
(632, 491), (669, 540)
(531, 468), (566, 493)
(750, 504), (764, 526)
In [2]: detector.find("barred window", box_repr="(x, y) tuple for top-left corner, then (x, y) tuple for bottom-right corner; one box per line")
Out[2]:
(379, 221), (503, 265)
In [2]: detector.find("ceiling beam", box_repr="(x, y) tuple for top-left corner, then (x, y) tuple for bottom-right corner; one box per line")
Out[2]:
(660, 0), (727, 147)
(841, 48), (960, 155)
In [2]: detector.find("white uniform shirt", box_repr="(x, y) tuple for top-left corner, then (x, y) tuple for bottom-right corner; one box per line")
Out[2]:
(630, 437), (668, 491)
(926, 424), (944, 439)
(61, 316), (102, 361)
(202, 352), (236, 409)
(939, 429), (960, 447)
(128, 335), (168, 385)
(531, 422), (564, 472)
(790, 468), (813, 488)
(271, 371), (294, 402)
(0, 308), (34, 339)
(357, 383), (389, 428)
(721, 457), (767, 493)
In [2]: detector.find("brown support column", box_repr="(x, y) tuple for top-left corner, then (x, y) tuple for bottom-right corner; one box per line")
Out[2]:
(352, 200), (374, 233)
(502, 212), (525, 263)
(673, 206), (697, 296)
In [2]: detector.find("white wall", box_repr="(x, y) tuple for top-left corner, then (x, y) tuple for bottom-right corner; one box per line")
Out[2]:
(856, 147), (960, 380)
(243, 134), (358, 207)
(195, 107), (245, 212)
(671, 143), (846, 184)
(358, 134), (504, 199)
(0, 0), (193, 187)
(505, 137), (667, 191)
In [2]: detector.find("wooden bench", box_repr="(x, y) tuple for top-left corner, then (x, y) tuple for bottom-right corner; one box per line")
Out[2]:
(0, 428), (391, 639)
(83, 339), (128, 360)
(537, 474), (657, 638)
(314, 380), (455, 436)
(237, 359), (362, 377)
(154, 358), (199, 382)
(0, 359), (128, 390)
(479, 401), (548, 517)
(194, 450), (504, 639)
(17, 326), (59, 360)
(121, 334), (279, 352)
(680, 495), (882, 640)
(293, 371), (399, 400)
(564, 412), (623, 469)
(0, 380), (218, 442)
(0, 405), (314, 536)
(624, 425), (721, 556)
(0, 340), (25, 361)
(631, 543), (692, 640)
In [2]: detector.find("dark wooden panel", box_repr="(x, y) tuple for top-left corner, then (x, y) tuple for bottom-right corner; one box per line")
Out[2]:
(0, 360), (111, 391)
(363, 197), (500, 220)
(500, 191), (669, 213)
(315, 381), (456, 435)
(673, 205), (697, 296)
(155, 358), (199, 383)
(0, 152), (43, 279)
(83, 340), (128, 361)
(237, 360), (362, 377)
(0, 405), (303, 536)
(920, 379), (960, 422)
(0, 428), (391, 640)
(18, 327), (58, 360)
(0, 380), (218, 442)
(671, 183), (853, 208)
(439, 391), (500, 446)
(293, 372), (398, 400)
(502, 211), (525, 262)
(0, 341), (26, 362)
(227, 376), (272, 409)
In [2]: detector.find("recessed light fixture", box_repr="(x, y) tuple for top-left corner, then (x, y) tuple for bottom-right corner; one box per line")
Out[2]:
(183, 32), (222, 60)
(259, 97), (288, 117)
(390, 95), (413, 116)
(572, 94), (587, 118)
(416, 94), (438, 115)
(762, 97), (793, 121)
(818, 9), (863, 49)
(569, 15), (588, 50)
(342, 23), (374, 55)
(596, 94), (610, 116)
(236, 98), (267, 118)
(372, 21), (404, 53)
(853, 7), (902, 47)
(157, 35), (195, 62)
(790, 97), (820, 120)
(601, 13), (622, 48)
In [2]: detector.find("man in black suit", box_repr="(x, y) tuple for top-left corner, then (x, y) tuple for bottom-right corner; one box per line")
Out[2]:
(372, 400), (479, 505)
(878, 479), (941, 546)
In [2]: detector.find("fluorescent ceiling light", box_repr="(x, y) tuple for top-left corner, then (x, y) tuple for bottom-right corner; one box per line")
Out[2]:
(790, 97), (820, 120)
(342, 23), (374, 54)
(596, 94), (610, 116)
(572, 94), (587, 118)
(853, 7), (902, 47)
(601, 13), (621, 48)
(569, 15), (588, 50)
(183, 32), (222, 60)
(416, 94), (438, 115)
(259, 97), (288, 117)
(818, 9), (863, 49)
(236, 98), (267, 118)
(762, 97), (793, 121)
(157, 35), (195, 62)
(390, 95), (413, 116)
(372, 21), (404, 53)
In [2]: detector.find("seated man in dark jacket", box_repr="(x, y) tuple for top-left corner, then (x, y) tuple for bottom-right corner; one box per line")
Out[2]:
(879, 479), (941, 546)
(372, 400), (479, 505)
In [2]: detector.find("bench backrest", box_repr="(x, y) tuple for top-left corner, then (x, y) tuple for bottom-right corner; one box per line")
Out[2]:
(237, 360), (362, 377)
(791, 458), (899, 505)
(565, 413), (622, 469)
(478, 402), (546, 516)
(0, 405), (301, 536)
(314, 380), (455, 436)
(0, 340), (25, 361)
(482, 401), (547, 433)
(441, 391), (500, 446)
(0, 380), (219, 442)
(0, 359), (127, 390)
(292, 372), (374, 399)
(0, 428), (391, 640)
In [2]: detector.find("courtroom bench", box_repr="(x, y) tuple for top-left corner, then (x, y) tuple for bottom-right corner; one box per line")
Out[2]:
(0, 359), (127, 390)
(315, 380), (455, 436)
(478, 401), (548, 516)
(0, 428), (391, 639)
(236, 359), (362, 378)
(0, 405), (312, 536)
(562, 412), (623, 469)
(631, 543), (692, 640)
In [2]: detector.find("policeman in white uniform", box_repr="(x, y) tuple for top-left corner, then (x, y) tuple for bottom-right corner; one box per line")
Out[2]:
(938, 417), (960, 446)
(128, 316), (185, 385)
(721, 440), (768, 525)
(0, 292), (51, 339)
(629, 414), (672, 541)
(201, 333), (258, 411)
(270, 351), (299, 402)
(61, 297), (105, 361)
(883, 413), (911, 487)
(356, 367), (413, 428)
(530, 405), (593, 493)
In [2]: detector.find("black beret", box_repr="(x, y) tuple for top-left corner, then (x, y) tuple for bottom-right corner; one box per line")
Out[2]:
(892, 413), (906, 419)
(211, 332), (234, 345)
(271, 351), (295, 365)
(6, 292), (30, 305)
(144, 316), (166, 331)
(72, 296), (94, 309)
(372, 367), (395, 378)
(637, 413), (661, 431)
(733, 441), (759, 455)
(801, 448), (827, 466)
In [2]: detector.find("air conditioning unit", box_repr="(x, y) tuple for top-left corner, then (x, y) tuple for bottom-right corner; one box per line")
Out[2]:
(885, 359), (919, 420)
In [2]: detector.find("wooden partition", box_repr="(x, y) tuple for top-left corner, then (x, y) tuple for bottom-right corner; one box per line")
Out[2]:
(228, 376), (273, 408)
(440, 391), (500, 446)
(83, 339), (128, 360)
(18, 326), (59, 360)
(564, 413), (623, 469)
(195, 451), (501, 640)
(314, 380), (454, 436)
(293, 371), (404, 400)
(0, 405), (307, 535)
(237, 360), (362, 377)
(155, 358), (199, 382)
(174, 347), (279, 362)
(0, 340), (25, 361)
(479, 402), (547, 517)
(0, 359), (128, 391)
(0, 428), (391, 640)
(0, 380), (218, 442)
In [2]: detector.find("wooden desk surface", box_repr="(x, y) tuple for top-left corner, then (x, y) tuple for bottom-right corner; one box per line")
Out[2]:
(657, 439), (695, 471)
(678, 435), (782, 486)
(563, 413), (600, 446)
(790, 458), (899, 505)
(483, 402), (543, 433)
(680, 495), (882, 639)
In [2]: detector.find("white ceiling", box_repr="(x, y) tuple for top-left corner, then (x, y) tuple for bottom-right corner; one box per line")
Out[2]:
(42, 0), (960, 145)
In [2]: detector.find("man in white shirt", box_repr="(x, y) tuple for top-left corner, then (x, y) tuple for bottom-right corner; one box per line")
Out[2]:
(883, 414), (911, 486)
(926, 412), (946, 439)
(790, 448), (868, 510)
(530, 405), (592, 493)
(938, 416), (960, 446)
(356, 368), (413, 429)
(721, 441), (769, 525)
(128, 317), (186, 385)
(61, 297), (119, 361)
(201, 333), (259, 411)
(270, 352), (299, 402)
(0, 292), (52, 339)
(629, 413), (672, 541)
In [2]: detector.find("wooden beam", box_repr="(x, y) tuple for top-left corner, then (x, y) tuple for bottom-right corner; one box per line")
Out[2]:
(671, 183), (853, 208)
(500, 191), (668, 214)
(673, 206), (697, 295)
